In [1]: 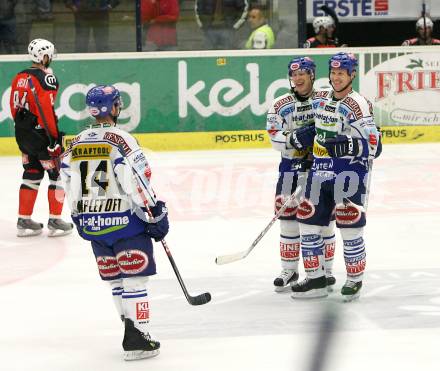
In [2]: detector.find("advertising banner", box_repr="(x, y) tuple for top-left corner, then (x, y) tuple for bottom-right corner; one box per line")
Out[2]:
(0, 53), (340, 137)
(307, 0), (440, 22)
(1, 47), (440, 154)
(361, 51), (440, 126)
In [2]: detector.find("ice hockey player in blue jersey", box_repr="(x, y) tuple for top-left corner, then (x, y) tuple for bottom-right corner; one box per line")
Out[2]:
(291, 52), (382, 301)
(61, 85), (169, 360)
(266, 56), (337, 293)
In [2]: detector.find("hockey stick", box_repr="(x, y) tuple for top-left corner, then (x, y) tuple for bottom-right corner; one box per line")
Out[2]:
(26, 75), (61, 171)
(320, 5), (342, 46)
(117, 145), (211, 306)
(215, 174), (305, 265)
(422, 2), (428, 44)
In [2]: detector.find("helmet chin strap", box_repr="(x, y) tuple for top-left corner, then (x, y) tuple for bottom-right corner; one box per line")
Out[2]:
(111, 105), (121, 124)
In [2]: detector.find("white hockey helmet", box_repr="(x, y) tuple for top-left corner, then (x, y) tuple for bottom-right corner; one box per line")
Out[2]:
(28, 38), (56, 64)
(416, 17), (434, 30)
(313, 16), (335, 34)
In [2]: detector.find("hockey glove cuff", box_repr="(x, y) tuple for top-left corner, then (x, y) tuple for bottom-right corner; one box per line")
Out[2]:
(47, 143), (62, 157)
(146, 200), (169, 242)
(374, 133), (383, 158)
(288, 124), (316, 150)
(322, 135), (362, 158)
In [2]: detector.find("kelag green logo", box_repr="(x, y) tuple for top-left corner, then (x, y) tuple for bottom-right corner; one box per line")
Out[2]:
(178, 61), (288, 117)
(0, 54), (338, 137)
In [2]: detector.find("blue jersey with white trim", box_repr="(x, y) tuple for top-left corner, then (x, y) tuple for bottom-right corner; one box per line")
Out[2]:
(61, 124), (156, 243)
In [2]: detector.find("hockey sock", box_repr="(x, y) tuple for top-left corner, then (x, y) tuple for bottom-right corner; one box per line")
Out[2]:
(108, 279), (124, 321)
(299, 223), (325, 278)
(301, 234), (325, 278)
(322, 221), (336, 276)
(48, 182), (65, 217)
(323, 234), (336, 275)
(341, 228), (366, 282)
(279, 220), (300, 270)
(122, 277), (150, 334)
(18, 183), (39, 217)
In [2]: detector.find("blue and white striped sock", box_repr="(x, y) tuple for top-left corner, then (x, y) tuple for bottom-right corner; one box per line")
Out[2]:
(343, 237), (366, 282)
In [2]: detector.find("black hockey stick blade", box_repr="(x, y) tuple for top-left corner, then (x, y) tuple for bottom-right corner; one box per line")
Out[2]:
(189, 292), (212, 306)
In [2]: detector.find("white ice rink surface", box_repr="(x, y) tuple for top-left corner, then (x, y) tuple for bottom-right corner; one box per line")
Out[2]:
(1, 143), (440, 371)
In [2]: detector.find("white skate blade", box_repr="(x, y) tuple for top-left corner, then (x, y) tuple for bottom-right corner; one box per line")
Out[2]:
(17, 228), (42, 237)
(47, 228), (73, 237)
(274, 280), (299, 293)
(274, 285), (291, 293)
(342, 292), (361, 302)
(291, 288), (328, 299)
(124, 349), (160, 361)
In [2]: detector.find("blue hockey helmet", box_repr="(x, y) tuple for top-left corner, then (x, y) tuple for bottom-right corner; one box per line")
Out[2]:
(329, 52), (358, 74)
(86, 85), (121, 118)
(288, 56), (316, 79)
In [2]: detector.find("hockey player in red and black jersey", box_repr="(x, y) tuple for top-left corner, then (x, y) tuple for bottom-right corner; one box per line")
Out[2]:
(402, 17), (440, 46)
(9, 38), (73, 237)
(304, 16), (338, 48)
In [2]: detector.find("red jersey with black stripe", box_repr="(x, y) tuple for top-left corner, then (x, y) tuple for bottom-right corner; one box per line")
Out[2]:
(303, 37), (337, 48)
(9, 67), (59, 139)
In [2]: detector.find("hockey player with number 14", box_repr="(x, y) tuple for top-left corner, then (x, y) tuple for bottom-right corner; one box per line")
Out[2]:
(266, 56), (337, 293)
(292, 52), (382, 301)
(61, 85), (169, 360)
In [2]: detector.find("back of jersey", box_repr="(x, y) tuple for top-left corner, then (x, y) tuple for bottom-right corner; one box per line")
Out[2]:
(9, 68), (59, 139)
(64, 126), (148, 242)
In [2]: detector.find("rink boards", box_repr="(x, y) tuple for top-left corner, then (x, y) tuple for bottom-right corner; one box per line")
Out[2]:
(1, 46), (440, 154)
(1, 125), (440, 155)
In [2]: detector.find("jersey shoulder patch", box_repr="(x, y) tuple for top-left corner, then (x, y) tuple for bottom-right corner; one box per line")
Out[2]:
(313, 90), (330, 99)
(103, 130), (134, 155)
(273, 94), (294, 113)
(25, 68), (59, 91)
(340, 96), (363, 120)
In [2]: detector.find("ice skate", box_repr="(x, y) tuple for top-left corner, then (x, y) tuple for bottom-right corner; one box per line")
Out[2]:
(291, 276), (328, 299)
(273, 269), (299, 292)
(47, 218), (74, 237)
(326, 275), (336, 293)
(341, 280), (362, 302)
(17, 217), (43, 237)
(123, 318), (160, 361)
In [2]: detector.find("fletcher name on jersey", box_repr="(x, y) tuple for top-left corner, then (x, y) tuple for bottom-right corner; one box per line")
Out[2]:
(62, 124), (155, 243)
